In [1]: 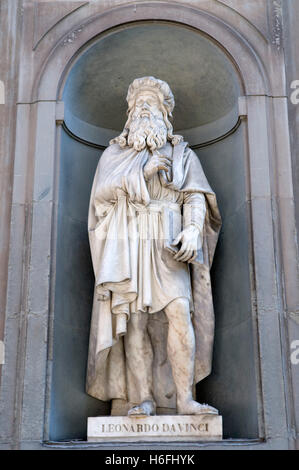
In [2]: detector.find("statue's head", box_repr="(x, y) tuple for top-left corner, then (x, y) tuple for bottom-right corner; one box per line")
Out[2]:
(110, 76), (183, 152)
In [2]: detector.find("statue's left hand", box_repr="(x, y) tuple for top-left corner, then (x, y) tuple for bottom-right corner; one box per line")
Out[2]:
(171, 225), (201, 263)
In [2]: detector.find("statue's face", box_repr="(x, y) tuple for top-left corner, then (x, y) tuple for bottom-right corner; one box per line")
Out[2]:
(126, 90), (168, 152)
(131, 91), (164, 122)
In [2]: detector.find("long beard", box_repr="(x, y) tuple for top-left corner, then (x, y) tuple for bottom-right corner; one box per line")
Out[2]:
(127, 116), (168, 152)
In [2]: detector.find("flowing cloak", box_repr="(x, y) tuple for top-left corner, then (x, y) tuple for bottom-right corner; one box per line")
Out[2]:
(86, 141), (221, 409)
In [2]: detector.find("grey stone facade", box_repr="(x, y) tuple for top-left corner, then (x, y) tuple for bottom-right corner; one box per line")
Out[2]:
(0, 0), (298, 450)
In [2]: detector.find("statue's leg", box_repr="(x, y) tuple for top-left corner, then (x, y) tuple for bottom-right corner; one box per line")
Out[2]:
(124, 311), (156, 416)
(164, 297), (218, 415)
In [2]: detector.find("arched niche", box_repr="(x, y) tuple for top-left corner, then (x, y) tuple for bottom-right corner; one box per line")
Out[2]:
(49, 21), (259, 441)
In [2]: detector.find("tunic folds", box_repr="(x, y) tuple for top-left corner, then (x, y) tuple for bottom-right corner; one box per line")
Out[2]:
(86, 141), (221, 403)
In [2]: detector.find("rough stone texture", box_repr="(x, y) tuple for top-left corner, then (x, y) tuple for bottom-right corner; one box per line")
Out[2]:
(0, 316), (19, 440)
(33, 1), (88, 50)
(21, 313), (48, 441)
(0, 0), (22, 387)
(216, 0), (269, 40)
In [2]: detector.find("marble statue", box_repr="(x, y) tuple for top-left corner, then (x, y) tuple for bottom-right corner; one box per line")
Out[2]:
(86, 77), (221, 417)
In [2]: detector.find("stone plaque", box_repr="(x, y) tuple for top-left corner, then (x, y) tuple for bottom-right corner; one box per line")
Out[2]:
(88, 415), (222, 442)
(86, 76), (222, 421)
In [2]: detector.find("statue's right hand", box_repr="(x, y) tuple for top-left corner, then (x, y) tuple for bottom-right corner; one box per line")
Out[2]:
(143, 153), (172, 180)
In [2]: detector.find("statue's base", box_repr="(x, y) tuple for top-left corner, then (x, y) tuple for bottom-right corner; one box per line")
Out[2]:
(87, 414), (222, 442)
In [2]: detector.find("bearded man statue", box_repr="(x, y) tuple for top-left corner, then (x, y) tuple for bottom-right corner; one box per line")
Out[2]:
(86, 76), (221, 417)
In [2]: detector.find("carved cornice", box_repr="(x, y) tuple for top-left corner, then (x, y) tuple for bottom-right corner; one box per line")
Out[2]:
(270, 0), (283, 51)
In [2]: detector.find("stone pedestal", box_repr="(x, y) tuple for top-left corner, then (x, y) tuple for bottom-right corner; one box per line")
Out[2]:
(87, 415), (223, 442)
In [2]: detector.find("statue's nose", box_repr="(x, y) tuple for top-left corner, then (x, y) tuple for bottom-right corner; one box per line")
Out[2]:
(139, 103), (151, 117)
(141, 102), (150, 110)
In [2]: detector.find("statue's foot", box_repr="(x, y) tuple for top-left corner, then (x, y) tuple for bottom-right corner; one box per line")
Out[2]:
(128, 400), (156, 417)
(177, 399), (218, 415)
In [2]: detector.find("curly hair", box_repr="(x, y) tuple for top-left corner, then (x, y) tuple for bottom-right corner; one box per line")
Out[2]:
(110, 76), (183, 148)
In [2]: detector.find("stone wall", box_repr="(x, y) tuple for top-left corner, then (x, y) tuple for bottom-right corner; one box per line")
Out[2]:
(282, 0), (299, 449)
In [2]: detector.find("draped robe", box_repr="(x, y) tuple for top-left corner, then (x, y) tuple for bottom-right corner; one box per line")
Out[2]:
(86, 140), (221, 412)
